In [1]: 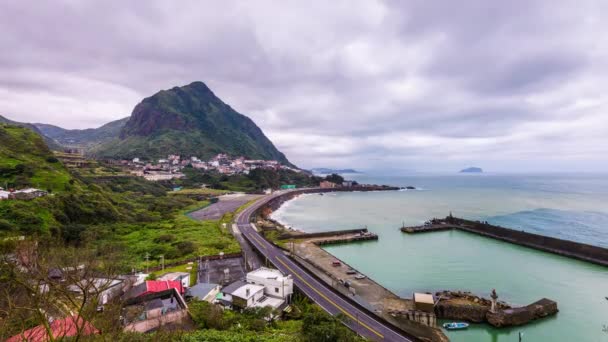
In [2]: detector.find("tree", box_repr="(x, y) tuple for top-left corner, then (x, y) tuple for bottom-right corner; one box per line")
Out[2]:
(0, 238), (126, 341)
(301, 305), (359, 342)
(324, 174), (344, 185)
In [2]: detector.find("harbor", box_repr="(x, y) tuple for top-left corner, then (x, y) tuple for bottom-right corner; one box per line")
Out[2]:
(269, 185), (608, 342)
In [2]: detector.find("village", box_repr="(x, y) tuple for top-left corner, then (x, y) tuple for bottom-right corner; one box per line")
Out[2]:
(5, 257), (295, 340)
(120, 153), (303, 181)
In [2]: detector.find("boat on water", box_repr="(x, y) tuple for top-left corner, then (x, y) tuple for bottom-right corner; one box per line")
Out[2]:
(443, 322), (469, 330)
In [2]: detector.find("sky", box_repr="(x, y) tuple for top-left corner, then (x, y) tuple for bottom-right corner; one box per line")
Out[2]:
(1, 1), (607, 172)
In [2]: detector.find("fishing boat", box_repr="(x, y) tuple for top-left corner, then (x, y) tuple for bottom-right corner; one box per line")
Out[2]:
(443, 322), (469, 330)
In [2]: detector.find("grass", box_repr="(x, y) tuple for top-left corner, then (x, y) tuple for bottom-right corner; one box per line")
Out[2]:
(102, 200), (242, 271)
(169, 188), (232, 196)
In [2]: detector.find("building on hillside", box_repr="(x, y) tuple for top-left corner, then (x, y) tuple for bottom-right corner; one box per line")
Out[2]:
(0, 189), (10, 200)
(158, 272), (190, 289)
(67, 277), (124, 306)
(124, 280), (185, 300)
(319, 181), (336, 189)
(221, 267), (293, 310)
(342, 181), (354, 187)
(8, 188), (47, 200)
(220, 280), (265, 309)
(185, 283), (221, 303)
(123, 288), (189, 333)
(246, 267), (293, 300)
(6, 315), (100, 342)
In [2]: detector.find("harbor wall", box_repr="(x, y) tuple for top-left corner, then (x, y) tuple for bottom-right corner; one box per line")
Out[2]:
(403, 217), (608, 267)
(451, 217), (608, 267)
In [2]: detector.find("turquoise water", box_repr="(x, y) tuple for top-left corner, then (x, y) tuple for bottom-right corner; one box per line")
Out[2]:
(272, 173), (608, 341)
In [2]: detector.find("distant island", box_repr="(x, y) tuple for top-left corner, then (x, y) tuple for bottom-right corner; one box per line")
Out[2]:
(460, 167), (483, 173)
(311, 168), (361, 174)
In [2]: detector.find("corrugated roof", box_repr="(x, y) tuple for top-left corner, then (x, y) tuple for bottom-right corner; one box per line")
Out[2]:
(6, 316), (99, 342)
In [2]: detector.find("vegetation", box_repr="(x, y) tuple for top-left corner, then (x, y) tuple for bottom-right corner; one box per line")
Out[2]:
(177, 167), (320, 192)
(35, 117), (129, 149)
(0, 124), (71, 192)
(92, 81), (293, 166)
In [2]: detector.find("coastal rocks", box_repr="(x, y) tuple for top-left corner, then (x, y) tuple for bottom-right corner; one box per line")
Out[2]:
(434, 291), (558, 328)
(434, 291), (509, 323)
(486, 298), (558, 327)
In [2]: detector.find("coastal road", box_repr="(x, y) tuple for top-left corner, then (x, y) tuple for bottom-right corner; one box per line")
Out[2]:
(235, 191), (416, 342)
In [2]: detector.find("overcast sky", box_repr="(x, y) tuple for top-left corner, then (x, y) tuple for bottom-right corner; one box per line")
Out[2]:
(1, 1), (607, 172)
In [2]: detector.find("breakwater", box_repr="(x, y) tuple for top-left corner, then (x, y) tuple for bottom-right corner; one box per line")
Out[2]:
(401, 216), (608, 267)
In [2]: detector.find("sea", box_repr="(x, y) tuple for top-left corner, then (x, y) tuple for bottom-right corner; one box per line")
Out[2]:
(271, 172), (608, 342)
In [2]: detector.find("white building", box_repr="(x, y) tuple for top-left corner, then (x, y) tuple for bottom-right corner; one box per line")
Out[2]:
(246, 267), (293, 300)
(221, 280), (265, 309)
(158, 272), (190, 289)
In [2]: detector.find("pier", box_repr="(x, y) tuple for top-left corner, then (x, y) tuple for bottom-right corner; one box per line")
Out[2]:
(401, 215), (608, 267)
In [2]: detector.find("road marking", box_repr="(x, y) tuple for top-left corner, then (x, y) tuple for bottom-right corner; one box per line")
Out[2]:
(276, 258), (384, 339)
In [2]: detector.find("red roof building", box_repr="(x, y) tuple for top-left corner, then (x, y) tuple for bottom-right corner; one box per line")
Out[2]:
(6, 315), (100, 342)
(124, 280), (184, 300)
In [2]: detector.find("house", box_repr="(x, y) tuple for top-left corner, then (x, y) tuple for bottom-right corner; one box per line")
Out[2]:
(158, 272), (190, 289)
(185, 283), (221, 303)
(342, 181), (354, 187)
(124, 280), (184, 300)
(0, 190), (10, 200)
(413, 293), (435, 313)
(220, 280), (265, 309)
(68, 277), (124, 305)
(221, 267), (293, 310)
(8, 188), (48, 200)
(247, 267), (293, 300)
(6, 315), (100, 342)
(319, 181), (336, 189)
(123, 288), (189, 333)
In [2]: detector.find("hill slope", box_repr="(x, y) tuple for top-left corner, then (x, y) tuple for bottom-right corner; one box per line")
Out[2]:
(93, 82), (293, 166)
(35, 117), (129, 148)
(0, 115), (62, 150)
(0, 124), (71, 191)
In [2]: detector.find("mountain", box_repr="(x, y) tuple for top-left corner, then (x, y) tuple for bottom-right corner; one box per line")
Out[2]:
(0, 123), (71, 191)
(93, 81), (293, 166)
(460, 167), (483, 173)
(0, 115), (62, 150)
(35, 117), (129, 148)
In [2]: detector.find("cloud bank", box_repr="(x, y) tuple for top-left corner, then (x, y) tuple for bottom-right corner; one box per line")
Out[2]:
(1, 0), (607, 172)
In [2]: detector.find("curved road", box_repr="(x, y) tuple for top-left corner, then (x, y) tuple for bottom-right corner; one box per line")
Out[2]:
(235, 191), (416, 342)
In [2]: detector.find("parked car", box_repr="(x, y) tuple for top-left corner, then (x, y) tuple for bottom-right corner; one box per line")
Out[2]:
(346, 269), (357, 275)
(355, 274), (366, 280)
(331, 261), (341, 267)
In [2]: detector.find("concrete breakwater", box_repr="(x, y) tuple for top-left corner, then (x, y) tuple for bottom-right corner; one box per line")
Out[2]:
(401, 216), (608, 267)
(433, 290), (558, 328)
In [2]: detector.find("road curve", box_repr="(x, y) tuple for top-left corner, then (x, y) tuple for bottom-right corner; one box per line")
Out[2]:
(235, 191), (416, 342)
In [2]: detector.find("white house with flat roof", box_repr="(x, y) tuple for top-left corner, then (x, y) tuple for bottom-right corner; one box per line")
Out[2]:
(246, 267), (293, 300)
(158, 272), (190, 289)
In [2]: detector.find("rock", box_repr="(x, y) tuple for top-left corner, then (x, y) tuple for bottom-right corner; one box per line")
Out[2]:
(486, 298), (558, 327)
(435, 302), (489, 323)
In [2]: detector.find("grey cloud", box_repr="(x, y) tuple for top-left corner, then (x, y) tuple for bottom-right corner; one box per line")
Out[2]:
(0, 0), (606, 172)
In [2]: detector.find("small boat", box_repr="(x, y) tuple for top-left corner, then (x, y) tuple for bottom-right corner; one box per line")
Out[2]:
(443, 322), (469, 330)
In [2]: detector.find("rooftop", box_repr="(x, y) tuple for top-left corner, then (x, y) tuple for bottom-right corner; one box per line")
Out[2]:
(247, 267), (287, 280)
(414, 293), (434, 305)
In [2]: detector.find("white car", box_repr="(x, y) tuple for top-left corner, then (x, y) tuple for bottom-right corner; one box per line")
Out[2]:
(354, 274), (366, 280)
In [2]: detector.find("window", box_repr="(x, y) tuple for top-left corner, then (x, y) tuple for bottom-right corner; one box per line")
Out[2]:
(275, 287), (279, 293)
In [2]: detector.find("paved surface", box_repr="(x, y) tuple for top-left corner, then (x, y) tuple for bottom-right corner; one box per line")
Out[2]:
(197, 256), (246, 285)
(189, 194), (261, 221)
(235, 192), (415, 342)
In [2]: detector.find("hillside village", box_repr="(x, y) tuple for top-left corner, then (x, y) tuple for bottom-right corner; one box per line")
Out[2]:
(121, 153), (303, 181)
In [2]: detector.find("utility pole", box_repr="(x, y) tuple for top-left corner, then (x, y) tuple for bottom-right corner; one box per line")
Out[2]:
(144, 252), (150, 274)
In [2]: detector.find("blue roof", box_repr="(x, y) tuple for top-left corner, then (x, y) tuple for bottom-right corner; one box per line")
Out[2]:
(186, 283), (219, 299)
